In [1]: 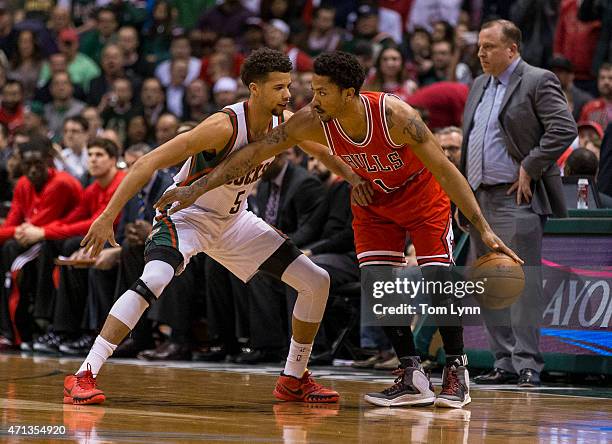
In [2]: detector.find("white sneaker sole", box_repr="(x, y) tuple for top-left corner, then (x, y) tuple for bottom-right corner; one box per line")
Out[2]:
(364, 393), (436, 407)
(434, 394), (472, 409)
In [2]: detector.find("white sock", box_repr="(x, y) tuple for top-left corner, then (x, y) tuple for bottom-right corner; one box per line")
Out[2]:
(283, 338), (313, 378)
(77, 336), (117, 376)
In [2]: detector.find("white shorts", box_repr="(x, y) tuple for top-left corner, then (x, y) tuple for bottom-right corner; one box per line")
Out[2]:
(146, 206), (286, 282)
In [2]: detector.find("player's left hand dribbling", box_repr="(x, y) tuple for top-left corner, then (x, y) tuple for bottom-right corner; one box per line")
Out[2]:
(481, 229), (524, 265)
(154, 187), (197, 215)
(351, 179), (374, 206)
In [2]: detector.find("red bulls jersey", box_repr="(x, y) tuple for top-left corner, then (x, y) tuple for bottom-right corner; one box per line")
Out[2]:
(321, 92), (425, 194)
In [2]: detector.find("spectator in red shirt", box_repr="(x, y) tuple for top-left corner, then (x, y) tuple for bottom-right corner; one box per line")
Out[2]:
(18, 138), (125, 245)
(579, 63), (612, 130)
(0, 137), (82, 245)
(554, 0), (602, 94)
(406, 81), (469, 130)
(20, 138), (127, 353)
(0, 136), (82, 349)
(0, 80), (25, 135)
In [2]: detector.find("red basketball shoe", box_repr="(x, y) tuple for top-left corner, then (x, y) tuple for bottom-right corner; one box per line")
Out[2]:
(273, 371), (339, 403)
(63, 364), (105, 405)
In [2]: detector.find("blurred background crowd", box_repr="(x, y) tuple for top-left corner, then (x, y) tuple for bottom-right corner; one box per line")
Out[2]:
(0, 0), (610, 369)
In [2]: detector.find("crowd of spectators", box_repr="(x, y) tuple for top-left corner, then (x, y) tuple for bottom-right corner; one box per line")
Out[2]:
(0, 0), (611, 364)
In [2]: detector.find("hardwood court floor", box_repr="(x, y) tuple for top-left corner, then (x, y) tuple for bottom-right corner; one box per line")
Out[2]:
(1, 354), (611, 443)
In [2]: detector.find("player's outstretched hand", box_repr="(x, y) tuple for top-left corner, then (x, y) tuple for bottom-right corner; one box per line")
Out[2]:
(480, 229), (524, 265)
(154, 186), (198, 215)
(351, 179), (374, 206)
(80, 214), (118, 258)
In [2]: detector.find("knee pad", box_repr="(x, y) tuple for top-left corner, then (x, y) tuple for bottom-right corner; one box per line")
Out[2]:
(282, 255), (330, 323)
(139, 260), (175, 297)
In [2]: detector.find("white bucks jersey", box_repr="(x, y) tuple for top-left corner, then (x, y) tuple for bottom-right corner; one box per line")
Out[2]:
(172, 101), (282, 217)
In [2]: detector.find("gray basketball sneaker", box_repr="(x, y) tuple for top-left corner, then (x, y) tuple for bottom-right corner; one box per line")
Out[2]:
(434, 360), (471, 408)
(364, 357), (436, 407)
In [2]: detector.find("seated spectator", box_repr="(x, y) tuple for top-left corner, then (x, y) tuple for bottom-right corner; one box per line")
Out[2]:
(579, 63), (612, 129)
(406, 27), (433, 81)
(117, 25), (154, 79)
(0, 136), (82, 349)
(199, 36), (245, 86)
(33, 53), (87, 104)
(436, 126), (463, 169)
(79, 7), (120, 65)
(21, 139), (125, 353)
(140, 0), (175, 66)
(9, 30), (44, 101)
(83, 106), (103, 143)
(155, 34), (202, 88)
(154, 113), (179, 150)
(550, 56), (593, 121)
(88, 43), (142, 107)
(564, 147), (599, 176)
(235, 152), (325, 364)
(60, 143), (174, 357)
(265, 19), (313, 73)
(341, 4), (395, 55)
(138, 77), (167, 130)
(0, 80), (25, 135)
(183, 79), (215, 122)
(43, 72), (86, 142)
(126, 115), (151, 147)
(165, 59), (188, 118)
(54, 116), (90, 184)
(558, 120), (605, 173)
(419, 39), (472, 86)
(406, 81), (469, 131)
(365, 46), (417, 102)
(101, 77), (139, 148)
(38, 28), (101, 93)
(286, 155), (359, 362)
(296, 5), (345, 57)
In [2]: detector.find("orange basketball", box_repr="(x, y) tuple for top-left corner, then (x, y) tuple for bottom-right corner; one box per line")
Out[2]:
(469, 252), (525, 309)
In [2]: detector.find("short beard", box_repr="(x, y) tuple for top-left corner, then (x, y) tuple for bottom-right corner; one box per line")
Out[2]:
(315, 169), (331, 183)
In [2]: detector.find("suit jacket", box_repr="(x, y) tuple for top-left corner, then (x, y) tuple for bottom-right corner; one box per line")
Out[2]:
(460, 59), (578, 218)
(116, 170), (174, 244)
(598, 123), (612, 197)
(253, 162), (325, 248)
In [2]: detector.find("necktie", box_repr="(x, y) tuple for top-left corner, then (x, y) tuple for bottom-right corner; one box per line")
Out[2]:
(467, 78), (500, 190)
(264, 183), (280, 225)
(136, 191), (146, 221)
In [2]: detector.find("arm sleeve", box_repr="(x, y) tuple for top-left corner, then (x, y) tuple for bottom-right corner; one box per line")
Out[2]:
(0, 181), (26, 242)
(521, 71), (579, 180)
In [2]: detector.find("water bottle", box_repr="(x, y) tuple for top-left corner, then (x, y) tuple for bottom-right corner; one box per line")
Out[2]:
(577, 178), (589, 209)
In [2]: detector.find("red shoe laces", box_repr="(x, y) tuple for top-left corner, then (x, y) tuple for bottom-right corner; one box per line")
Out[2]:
(301, 372), (323, 392)
(441, 369), (460, 395)
(77, 364), (97, 390)
(381, 368), (406, 395)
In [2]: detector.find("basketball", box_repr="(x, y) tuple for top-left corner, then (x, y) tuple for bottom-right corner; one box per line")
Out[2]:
(469, 252), (525, 309)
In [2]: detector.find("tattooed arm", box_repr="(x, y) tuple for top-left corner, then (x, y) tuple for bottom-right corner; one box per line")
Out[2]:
(154, 108), (316, 213)
(385, 96), (523, 263)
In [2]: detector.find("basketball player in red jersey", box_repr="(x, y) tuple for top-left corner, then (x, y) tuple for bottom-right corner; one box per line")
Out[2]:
(156, 52), (522, 409)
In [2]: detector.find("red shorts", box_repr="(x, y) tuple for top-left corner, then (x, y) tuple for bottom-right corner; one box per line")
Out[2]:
(352, 170), (453, 267)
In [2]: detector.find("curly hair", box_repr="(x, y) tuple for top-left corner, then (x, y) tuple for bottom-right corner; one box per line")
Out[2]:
(240, 48), (292, 86)
(314, 51), (366, 93)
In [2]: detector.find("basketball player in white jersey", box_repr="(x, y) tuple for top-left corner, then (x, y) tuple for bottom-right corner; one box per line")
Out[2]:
(65, 48), (372, 405)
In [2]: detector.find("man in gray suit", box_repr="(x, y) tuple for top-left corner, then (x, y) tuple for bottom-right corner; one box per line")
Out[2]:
(459, 20), (577, 387)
